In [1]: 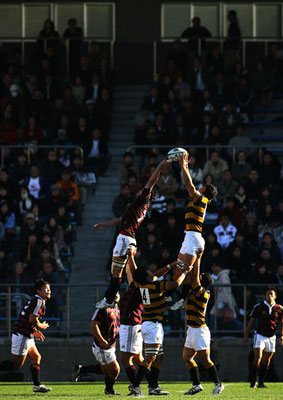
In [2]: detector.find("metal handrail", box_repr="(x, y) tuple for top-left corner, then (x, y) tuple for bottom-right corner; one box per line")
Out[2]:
(0, 145), (84, 167)
(127, 144), (283, 164)
(0, 283), (281, 337)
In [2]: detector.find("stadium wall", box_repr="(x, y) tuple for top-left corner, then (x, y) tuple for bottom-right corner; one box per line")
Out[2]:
(0, 337), (282, 382)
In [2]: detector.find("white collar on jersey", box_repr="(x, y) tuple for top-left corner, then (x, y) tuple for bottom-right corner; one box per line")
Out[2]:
(35, 294), (45, 301)
(264, 300), (275, 314)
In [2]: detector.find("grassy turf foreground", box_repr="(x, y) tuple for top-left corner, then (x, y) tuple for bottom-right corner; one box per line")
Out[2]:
(0, 382), (283, 399)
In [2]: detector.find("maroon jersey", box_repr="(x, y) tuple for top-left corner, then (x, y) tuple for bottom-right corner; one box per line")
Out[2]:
(120, 282), (143, 326)
(119, 188), (151, 238)
(250, 301), (283, 338)
(13, 295), (46, 338)
(91, 305), (120, 348)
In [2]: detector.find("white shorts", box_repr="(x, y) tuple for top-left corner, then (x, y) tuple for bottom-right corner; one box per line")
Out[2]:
(184, 325), (211, 351)
(92, 342), (117, 365)
(253, 333), (276, 353)
(180, 231), (205, 258)
(11, 333), (35, 356)
(141, 321), (164, 345)
(113, 234), (136, 258)
(119, 324), (143, 354)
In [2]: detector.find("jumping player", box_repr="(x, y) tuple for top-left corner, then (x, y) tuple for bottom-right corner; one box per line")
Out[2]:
(171, 153), (217, 311)
(93, 158), (168, 309)
(0, 279), (51, 393)
(73, 293), (120, 395)
(243, 286), (283, 388)
(129, 260), (189, 395)
(182, 253), (224, 395)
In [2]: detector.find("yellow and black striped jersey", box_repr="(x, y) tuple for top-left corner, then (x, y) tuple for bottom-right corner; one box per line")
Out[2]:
(139, 280), (170, 323)
(186, 283), (210, 328)
(185, 189), (208, 233)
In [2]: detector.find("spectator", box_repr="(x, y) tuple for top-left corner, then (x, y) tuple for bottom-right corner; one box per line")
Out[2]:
(20, 232), (41, 270)
(232, 150), (252, 185)
(167, 40), (188, 77)
(118, 151), (140, 184)
(235, 77), (254, 121)
(187, 155), (203, 189)
(174, 75), (191, 101)
(22, 116), (43, 146)
(43, 216), (66, 253)
(44, 184), (67, 217)
(218, 103), (240, 138)
(85, 73), (102, 103)
(134, 105), (155, 135)
(56, 169), (82, 224)
(37, 19), (60, 51)
(257, 152), (281, 188)
(258, 232), (281, 265)
(140, 232), (162, 263)
(224, 10), (241, 71)
(85, 128), (109, 176)
(127, 173), (143, 195)
(234, 184), (249, 209)
(214, 214), (237, 249)
(6, 261), (34, 296)
(157, 164), (178, 199)
(40, 231), (64, 271)
(63, 18), (83, 78)
(41, 150), (63, 184)
(244, 169), (261, 211)
(210, 263), (243, 331)
(189, 56), (208, 94)
(143, 86), (161, 114)
(18, 186), (34, 221)
(72, 75), (85, 106)
(23, 165), (50, 203)
(112, 184), (133, 218)
(159, 59), (181, 85)
(88, 41), (103, 72)
(203, 151), (228, 186)
(20, 212), (42, 245)
(241, 213), (259, 248)
(181, 17), (211, 57)
(229, 126), (252, 155)
(217, 170), (238, 201)
(252, 61), (275, 107)
(10, 153), (29, 185)
(219, 197), (247, 229)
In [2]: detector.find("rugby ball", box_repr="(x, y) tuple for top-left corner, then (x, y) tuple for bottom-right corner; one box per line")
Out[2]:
(167, 147), (188, 162)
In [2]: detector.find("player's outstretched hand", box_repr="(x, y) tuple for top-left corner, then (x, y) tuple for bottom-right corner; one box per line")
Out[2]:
(127, 246), (137, 258)
(34, 331), (45, 341)
(178, 153), (189, 167)
(40, 321), (49, 330)
(93, 223), (104, 231)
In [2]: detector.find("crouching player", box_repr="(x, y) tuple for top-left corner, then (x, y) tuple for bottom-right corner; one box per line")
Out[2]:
(73, 294), (120, 395)
(243, 286), (283, 388)
(0, 279), (51, 393)
(129, 260), (189, 396)
(183, 258), (224, 395)
(93, 159), (168, 309)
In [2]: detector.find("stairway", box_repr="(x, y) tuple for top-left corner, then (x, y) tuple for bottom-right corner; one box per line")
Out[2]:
(64, 85), (147, 334)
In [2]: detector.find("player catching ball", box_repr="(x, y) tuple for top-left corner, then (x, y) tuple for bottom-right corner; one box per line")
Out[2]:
(0, 279), (51, 393)
(243, 286), (283, 388)
(171, 153), (218, 310)
(93, 158), (168, 309)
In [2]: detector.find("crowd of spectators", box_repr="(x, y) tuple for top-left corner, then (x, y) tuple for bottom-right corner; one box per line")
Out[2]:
(0, 18), (114, 319)
(113, 14), (283, 333)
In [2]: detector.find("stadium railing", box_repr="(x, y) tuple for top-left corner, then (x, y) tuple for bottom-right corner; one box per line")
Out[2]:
(0, 283), (282, 338)
(0, 145), (84, 167)
(1, 36), (283, 82)
(127, 144), (283, 163)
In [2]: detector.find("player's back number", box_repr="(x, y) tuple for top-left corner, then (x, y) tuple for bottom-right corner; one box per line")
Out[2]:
(140, 288), (151, 305)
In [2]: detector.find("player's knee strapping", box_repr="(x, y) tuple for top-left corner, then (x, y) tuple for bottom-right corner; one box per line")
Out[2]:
(158, 345), (164, 356)
(145, 347), (159, 357)
(111, 257), (127, 273)
(177, 259), (190, 271)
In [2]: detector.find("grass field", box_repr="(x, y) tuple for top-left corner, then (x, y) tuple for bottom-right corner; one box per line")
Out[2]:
(0, 382), (283, 399)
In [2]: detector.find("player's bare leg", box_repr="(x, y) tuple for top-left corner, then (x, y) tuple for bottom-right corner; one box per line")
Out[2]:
(250, 347), (263, 387)
(197, 349), (223, 395)
(100, 360), (120, 395)
(27, 346), (51, 393)
(96, 256), (127, 309)
(258, 351), (274, 388)
(12, 354), (26, 369)
(183, 347), (203, 395)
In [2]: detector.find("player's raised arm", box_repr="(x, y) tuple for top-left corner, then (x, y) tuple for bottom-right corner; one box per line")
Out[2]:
(126, 246), (137, 284)
(144, 158), (168, 190)
(93, 217), (122, 231)
(280, 316), (283, 346)
(154, 261), (178, 278)
(243, 317), (255, 344)
(178, 153), (196, 198)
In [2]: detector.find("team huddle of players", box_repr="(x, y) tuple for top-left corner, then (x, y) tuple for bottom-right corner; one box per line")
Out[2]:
(0, 153), (282, 395)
